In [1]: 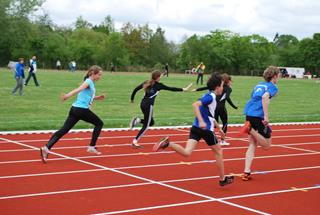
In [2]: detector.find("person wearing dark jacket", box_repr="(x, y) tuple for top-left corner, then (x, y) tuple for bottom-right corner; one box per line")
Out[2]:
(25, 55), (40, 86)
(129, 70), (192, 148)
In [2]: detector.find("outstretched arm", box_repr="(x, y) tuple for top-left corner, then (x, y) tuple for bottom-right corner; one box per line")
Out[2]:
(226, 88), (238, 109)
(130, 83), (143, 102)
(159, 83), (193, 92)
(158, 83), (183, 92)
(192, 86), (208, 92)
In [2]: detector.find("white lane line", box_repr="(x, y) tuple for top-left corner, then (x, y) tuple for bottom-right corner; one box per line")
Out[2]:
(2, 165), (319, 199)
(0, 140), (187, 152)
(93, 199), (214, 215)
(0, 133), (188, 144)
(0, 134), (320, 153)
(277, 145), (318, 153)
(0, 143), (317, 165)
(0, 137), (270, 215)
(0, 181), (151, 200)
(1, 149), (319, 179)
(1, 126), (320, 144)
(220, 186), (320, 201)
(0, 169), (104, 179)
(114, 152), (320, 170)
(93, 185), (320, 215)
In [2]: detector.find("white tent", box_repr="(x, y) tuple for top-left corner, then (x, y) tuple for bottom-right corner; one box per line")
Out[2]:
(7, 61), (17, 71)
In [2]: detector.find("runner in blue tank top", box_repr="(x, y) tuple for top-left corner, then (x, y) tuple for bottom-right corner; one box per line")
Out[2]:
(240, 66), (280, 181)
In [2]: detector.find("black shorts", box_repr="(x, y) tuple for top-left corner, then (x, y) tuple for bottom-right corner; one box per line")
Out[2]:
(189, 126), (218, 146)
(246, 116), (272, 138)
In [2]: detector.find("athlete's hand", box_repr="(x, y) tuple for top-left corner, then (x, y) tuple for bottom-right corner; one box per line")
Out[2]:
(61, 93), (69, 101)
(95, 94), (105, 100)
(263, 116), (269, 125)
(199, 121), (207, 129)
(219, 128), (225, 140)
(183, 83), (193, 92)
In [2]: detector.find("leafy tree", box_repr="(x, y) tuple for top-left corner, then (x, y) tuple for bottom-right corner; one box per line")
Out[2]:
(75, 16), (92, 29)
(93, 15), (115, 35)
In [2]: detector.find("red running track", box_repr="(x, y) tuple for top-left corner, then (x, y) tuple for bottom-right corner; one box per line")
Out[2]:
(0, 124), (320, 214)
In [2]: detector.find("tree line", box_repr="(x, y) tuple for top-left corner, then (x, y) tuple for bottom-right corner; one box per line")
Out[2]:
(1, 0), (319, 76)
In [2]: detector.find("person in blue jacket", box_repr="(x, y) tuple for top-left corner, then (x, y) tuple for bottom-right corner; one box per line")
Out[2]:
(12, 58), (25, 96)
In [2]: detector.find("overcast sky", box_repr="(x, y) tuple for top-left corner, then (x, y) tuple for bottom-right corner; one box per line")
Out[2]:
(39, 0), (320, 43)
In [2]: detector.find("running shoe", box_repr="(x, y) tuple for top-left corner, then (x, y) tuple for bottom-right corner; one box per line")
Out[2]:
(87, 146), (102, 155)
(220, 140), (230, 146)
(241, 172), (252, 181)
(153, 137), (170, 152)
(239, 121), (251, 135)
(129, 117), (140, 130)
(132, 143), (144, 149)
(40, 146), (49, 163)
(219, 175), (234, 186)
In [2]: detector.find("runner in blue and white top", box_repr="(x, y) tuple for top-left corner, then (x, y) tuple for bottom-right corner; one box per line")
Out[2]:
(240, 66), (280, 181)
(40, 65), (105, 163)
(193, 91), (217, 131)
(194, 73), (238, 146)
(153, 73), (234, 187)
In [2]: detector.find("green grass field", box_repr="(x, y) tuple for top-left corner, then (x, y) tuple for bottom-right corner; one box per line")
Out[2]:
(1, 69), (319, 131)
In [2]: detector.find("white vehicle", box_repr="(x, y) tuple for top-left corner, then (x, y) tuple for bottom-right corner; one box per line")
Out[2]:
(279, 67), (305, 78)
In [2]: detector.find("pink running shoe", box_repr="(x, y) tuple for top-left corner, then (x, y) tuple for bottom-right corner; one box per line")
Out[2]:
(153, 137), (169, 152)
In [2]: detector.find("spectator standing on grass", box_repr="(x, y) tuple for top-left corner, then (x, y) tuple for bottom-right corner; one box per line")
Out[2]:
(110, 62), (115, 73)
(69, 61), (76, 72)
(25, 55), (40, 86)
(56, 60), (61, 70)
(164, 63), (169, 77)
(12, 58), (25, 96)
(196, 62), (205, 85)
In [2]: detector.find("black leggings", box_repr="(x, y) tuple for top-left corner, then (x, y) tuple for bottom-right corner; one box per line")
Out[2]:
(196, 73), (203, 85)
(135, 103), (154, 141)
(46, 106), (104, 150)
(214, 107), (228, 134)
(25, 71), (39, 86)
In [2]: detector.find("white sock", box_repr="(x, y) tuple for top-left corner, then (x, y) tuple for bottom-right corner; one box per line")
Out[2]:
(244, 144), (256, 173)
(132, 139), (138, 145)
(43, 146), (50, 152)
(136, 118), (141, 123)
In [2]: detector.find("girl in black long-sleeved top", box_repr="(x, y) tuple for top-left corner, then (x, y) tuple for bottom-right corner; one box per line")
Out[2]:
(195, 73), (237, 146)
(130, 70), (192, 148)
